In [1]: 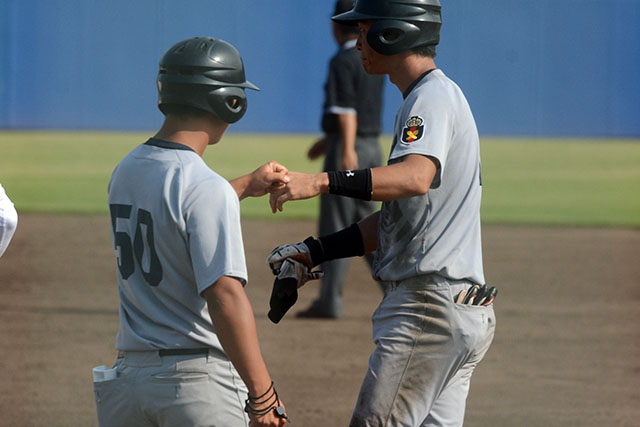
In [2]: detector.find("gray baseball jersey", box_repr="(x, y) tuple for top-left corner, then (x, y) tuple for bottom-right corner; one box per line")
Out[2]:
(372, 69), (485, 284)
(107, 139), (248, 351)
(0, 183), (18, 258)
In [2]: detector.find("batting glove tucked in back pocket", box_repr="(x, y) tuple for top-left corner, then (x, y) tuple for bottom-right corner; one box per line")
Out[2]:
(268, 259), (323, 324)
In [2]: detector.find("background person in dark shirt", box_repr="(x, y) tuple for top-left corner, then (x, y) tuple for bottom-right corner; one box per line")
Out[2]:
(298, 0), (385, 319)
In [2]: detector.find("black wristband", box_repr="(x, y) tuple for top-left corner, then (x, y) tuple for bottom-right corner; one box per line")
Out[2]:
(320, 223), (365, 263)
(303, 236), (325, 267)
(303, 223), (365, 267)
(327, 169), (372, 201)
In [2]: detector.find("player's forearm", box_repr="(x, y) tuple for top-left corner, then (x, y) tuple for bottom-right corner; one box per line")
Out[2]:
(337, 113), (358, 164)
(204, 277), (273, 397)
(306, 172), (330, 196)
(357, 211), (380, 253)
(229, 174), (252, 200)
(269, 171), (330, 212)
(231, 161), (289, 201)
(285, 172), (331, 199)
(270, 155), (436, 212)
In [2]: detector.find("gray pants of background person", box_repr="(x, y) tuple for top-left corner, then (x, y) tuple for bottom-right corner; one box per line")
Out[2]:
(310, 134), (383, 318)
(350, 275), (496, 427)
(94, 349), (249, 427)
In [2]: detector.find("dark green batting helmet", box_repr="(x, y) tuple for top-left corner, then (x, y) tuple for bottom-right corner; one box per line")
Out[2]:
(334, 0), (355, 16)
(332, 0), (442, 56)
(157, 37), (259, 123)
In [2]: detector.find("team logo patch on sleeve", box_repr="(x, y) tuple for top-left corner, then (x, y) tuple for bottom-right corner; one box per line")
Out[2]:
(401, 116), (424, 143)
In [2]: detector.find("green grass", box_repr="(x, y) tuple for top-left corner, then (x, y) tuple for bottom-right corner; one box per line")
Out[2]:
(0, 131), (324, 218)
(480, 138), (640, 227)
(0, 131), (638, 227)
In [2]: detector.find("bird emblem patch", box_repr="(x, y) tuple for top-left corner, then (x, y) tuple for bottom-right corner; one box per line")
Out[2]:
(401, 116), (424, 143)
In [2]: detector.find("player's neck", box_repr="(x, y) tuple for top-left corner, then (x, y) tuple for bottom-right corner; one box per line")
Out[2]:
(388, 55), (437, 94)
(153, 129), (209, 156)
(154, 115), (227, 156)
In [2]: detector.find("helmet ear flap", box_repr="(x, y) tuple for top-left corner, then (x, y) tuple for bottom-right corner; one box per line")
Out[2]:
(206, 86), (247, 124)
(367, 20), (421, 55)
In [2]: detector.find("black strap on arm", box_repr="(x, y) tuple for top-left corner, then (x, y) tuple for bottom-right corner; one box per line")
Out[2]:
(327, 168), (373, 201)
(304, 223), (365, 267)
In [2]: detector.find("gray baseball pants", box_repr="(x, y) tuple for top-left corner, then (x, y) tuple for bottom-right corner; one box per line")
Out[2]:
(350, 275), (496, 427)
(94, 348), (249, 427)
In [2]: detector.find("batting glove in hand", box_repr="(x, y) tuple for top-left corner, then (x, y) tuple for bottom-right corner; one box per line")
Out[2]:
(267, 240), (315, 275)
(268, 259), (323, 324)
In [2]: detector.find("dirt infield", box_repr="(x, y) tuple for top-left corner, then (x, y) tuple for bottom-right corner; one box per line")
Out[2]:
(1, 214), (639, 427)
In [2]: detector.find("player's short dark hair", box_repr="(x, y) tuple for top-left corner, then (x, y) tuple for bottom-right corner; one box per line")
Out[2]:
(412, 44), (437, 58)
(336, 22), (360, 36)
(160, 103), (215, 119)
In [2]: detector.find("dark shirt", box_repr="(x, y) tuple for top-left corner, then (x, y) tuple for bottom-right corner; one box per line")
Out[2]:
(321, 41), (384, 136)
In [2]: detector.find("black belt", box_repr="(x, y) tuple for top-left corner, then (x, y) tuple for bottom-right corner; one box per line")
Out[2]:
(158, 348), (210, 357)
(117, 348), (211, 359)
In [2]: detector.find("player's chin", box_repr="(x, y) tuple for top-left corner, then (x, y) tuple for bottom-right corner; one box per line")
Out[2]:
(361, 58), (383, 75)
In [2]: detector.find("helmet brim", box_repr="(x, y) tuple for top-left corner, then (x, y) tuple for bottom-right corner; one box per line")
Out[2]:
(242, 80), (260, 92)
(332, 10), (376, 26)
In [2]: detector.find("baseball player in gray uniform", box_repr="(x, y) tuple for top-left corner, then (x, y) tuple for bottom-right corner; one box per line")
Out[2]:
(95, 37), (289, 427)
(299, 0), (385, 319)
(0, 183), (18, 258)
(267, 1), (496, 426)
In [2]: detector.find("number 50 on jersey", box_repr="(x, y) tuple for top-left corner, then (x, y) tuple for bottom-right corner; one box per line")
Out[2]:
(109, 203), (163, 287)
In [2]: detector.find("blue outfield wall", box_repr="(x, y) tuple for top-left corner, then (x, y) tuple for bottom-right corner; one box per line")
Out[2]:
(1, 0), (639, 136)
